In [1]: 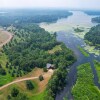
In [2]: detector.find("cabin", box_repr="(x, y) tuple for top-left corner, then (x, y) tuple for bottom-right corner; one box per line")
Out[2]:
(46, 63), (55, 69)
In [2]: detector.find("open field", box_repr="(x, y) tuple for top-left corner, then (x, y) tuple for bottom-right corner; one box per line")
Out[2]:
(0, 51), (14, 86)
(48, 45), (62, 54)
(72, 63), (100, 100)
(0, 68), (53, 100)
(0, 29), (12, 48)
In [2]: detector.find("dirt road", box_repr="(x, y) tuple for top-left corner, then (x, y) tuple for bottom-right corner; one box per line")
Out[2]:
(0, 77), (38, 90)
(0, 70), (53, 91)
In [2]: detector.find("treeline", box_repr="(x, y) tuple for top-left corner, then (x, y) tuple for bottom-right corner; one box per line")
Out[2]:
(44, 66), (68, 100)
(84, 11), (100, 15)
(0, 10), (72, 27)
(3, 24), (76, 77)
(92, 17), (100, 23)
(84, 25), (100, 48)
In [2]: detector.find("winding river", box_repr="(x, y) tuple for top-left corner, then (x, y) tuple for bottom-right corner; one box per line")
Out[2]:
(40, 11), (100, 100)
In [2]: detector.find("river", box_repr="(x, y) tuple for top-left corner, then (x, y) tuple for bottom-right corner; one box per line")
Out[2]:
(40, 11), (100, 100)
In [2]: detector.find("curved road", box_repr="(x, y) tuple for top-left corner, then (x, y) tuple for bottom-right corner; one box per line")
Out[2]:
(0, 77), (38, 90)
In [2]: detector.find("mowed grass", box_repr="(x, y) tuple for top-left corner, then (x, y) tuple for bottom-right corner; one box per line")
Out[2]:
(30, 90), (46, 100)
(48, 45), (62, 54)
(94, 60), (100, 83)
(0, 80), (38, 100)
(72, 63), (100, 100)
(77, 45), (89, 57)
(0, 68), (53, 100)
(0, 50), (14, 86)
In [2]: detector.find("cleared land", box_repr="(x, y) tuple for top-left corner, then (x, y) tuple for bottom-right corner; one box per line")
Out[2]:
(48, 45), (62, 54)
(0, 51), (14, 86)
(0, 29), (12, 48)
(0, 68), (54, 100)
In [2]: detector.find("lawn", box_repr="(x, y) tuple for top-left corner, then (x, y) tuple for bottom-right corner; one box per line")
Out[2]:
(77, 45), (89, 57)
(0, 67), (53, 100)
(0, 51), (14, 86)
(94, 60), (100, 83)
(48, 45), (62, 54)
(30, 90), (46, 100)
(0, 80), (38, 100)
(72, 63), (100, 100)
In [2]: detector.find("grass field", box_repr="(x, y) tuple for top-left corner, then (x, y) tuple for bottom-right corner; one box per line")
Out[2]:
(72, 63), (100, 100)
(30, 90), (46, 100)
(77, 46), (89, 57)
(48, 45), (62, 54)
(0, 50), (14, 86)
(94, 60), (100, 83)
(0, 68), (53, 100)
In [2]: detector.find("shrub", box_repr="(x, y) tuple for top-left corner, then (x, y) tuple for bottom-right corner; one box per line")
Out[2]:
(11, 88), (19, 97)
(39, 75), (44, 81)
(43, 67), (48, 72)
(26, 80), (34, 90)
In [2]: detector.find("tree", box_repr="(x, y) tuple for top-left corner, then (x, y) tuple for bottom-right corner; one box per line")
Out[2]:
(43, 67), (48, 72)
(0, 68), (6, 75)
(26, 80), (34, 90)
(11, 88), (19, 97)
(6, 62), (9, 68)
(0, 64), (2, 68)
(7, 94), (12, 100)
(39, 75), (44, 81)
(16, 93), (29, 100)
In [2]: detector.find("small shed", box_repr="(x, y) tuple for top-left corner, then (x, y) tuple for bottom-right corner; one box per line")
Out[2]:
(46, 63), (55, 69)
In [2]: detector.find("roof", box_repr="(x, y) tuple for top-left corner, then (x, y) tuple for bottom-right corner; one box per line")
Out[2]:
(47, 63), (52, 69)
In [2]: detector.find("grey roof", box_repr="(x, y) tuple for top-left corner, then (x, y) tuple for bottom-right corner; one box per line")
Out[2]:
(46, 63), (52, 69)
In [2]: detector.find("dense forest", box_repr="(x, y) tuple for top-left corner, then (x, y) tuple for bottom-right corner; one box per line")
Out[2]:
(0, 10), (72, 27)
(84, 25), (100, 48)
(0, 9), (76, 100)
(84, 11), (100, 23)
(3, 24), (76, 77)
(92, 16), (100, 23)
(84, 11), (100, 15)
(2, 24), (76, 100)
(45, 66), (68, 100)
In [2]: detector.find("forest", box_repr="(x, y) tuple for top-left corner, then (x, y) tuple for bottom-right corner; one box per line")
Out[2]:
(84, 11), (100, 15)
(92, 16), (100, 23)
(84, 25), (100, 48)
(3, 24), (75, 77)
(0, 23), (76, 100)
(0, 10), (72, 27)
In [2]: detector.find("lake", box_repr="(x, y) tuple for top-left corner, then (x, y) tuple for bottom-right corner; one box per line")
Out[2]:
(40, 11), (97, 32)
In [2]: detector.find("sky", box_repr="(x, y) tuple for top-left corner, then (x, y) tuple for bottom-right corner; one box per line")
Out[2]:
(0, 0), (100, 10)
